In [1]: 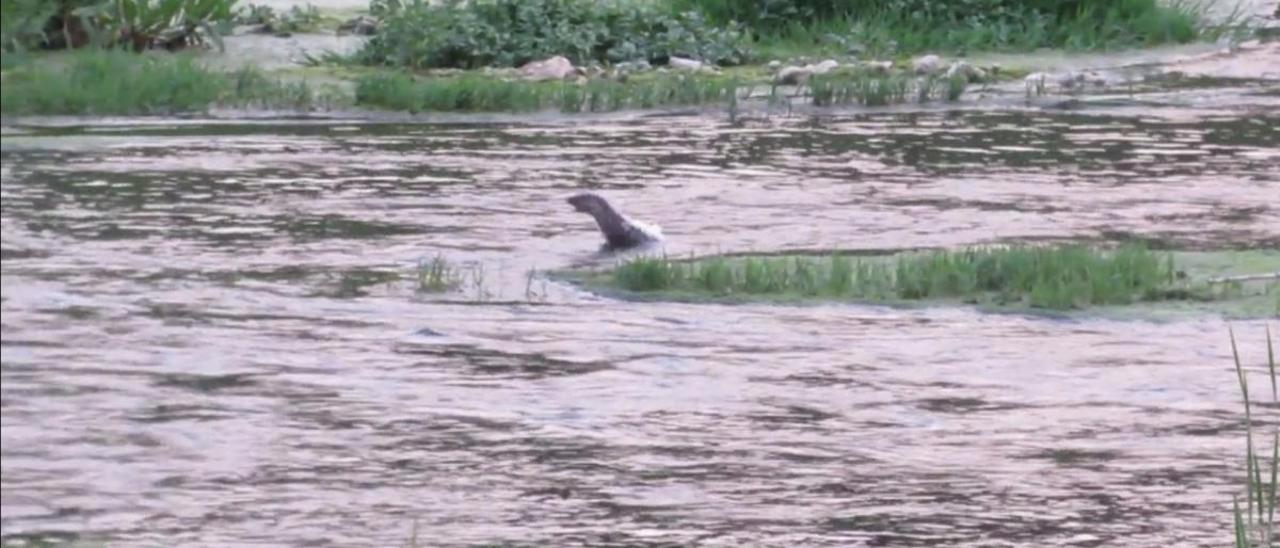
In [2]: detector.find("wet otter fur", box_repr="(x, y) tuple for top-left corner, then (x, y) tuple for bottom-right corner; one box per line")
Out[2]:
(567, 192), (662, 250)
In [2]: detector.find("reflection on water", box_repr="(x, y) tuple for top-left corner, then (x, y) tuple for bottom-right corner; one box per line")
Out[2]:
(2, 102), (1278, 546)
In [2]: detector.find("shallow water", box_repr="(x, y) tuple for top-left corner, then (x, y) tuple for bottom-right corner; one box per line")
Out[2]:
(2, 80), (1279, 547)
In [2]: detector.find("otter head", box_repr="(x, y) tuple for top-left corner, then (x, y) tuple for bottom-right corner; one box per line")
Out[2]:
(567, 192), (610, 215)
(566, 192), (657, 250)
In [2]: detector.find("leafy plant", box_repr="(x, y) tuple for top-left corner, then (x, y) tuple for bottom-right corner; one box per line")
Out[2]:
(0, 0), (59, 52)
(73, 0), (238, 51)
(1, 0), (238, 52)
(235, 2), (326, 35)
(358, 0), (750, 69)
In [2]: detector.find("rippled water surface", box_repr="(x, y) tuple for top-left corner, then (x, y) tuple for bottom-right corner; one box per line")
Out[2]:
(2, 92), (1279, 547)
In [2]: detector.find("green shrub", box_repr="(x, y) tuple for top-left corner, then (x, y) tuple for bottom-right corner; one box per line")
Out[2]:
(235, 3), (327, 34)
(1, 0), (99, 51)
(665, 0), (849, 32)
(357, 0), (750, 69)
(0, 0), (236, 52)
(1, 0), (59, 51)
(672, 0), (1204, 52)
(76, 0), (238, 51)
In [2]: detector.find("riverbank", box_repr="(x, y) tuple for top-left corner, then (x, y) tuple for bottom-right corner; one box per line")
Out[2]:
(2, 0), (1276, 117)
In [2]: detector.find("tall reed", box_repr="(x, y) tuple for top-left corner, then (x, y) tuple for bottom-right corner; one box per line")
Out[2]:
(1232, 325), (1278, 548)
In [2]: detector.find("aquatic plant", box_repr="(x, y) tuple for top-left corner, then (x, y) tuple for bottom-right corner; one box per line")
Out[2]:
(600, 245), (1207, 310)
(807, 69), (968, 107)
(356, 0), (750, 69)
(328, 268), (401, 298)
(0, 49), (337, 115)
(1232, 326), (1278, 548)
(416, 255), (461, 293)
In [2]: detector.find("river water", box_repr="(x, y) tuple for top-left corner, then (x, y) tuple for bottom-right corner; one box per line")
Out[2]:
(2, 75), (1279, 547)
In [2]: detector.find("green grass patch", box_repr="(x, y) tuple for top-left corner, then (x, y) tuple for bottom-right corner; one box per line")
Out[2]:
(2, 0), (237, 53)
(572, 245), (1280, 315)
(354, 71), (745, 113)
(416, 254), (462, 293)
(809, 69), (967, 106)
(0, 49), (340, 115)
(353, 67), (967, 113)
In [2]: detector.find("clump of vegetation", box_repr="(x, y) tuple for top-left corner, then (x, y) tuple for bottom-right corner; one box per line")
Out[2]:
(416, 255), (462, 293)
(353, 67), (971, 113)
(1, 0), (237, 53)
(355, 71), (747, 113)
(669, 0), (1207, 55)
(809, 69), (966, 106)
(78, 0), (237, 51)
(599, 245), (1225, 310)
(235, 3), (328, 35)
(1231, 326), (1277, 548)
(0, 49), (334, 115)
(1, 0), (61, 51)
(357, 0), (750, 69)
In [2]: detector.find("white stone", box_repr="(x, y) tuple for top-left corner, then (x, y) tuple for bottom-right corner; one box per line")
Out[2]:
(668, 56), (704, 71)
(864, 60), (893, 73)
(519, 56), (576, 81)
(774, 66), (812, 85)
(810, 59), (839, 74)
(913, 54), (942, 74)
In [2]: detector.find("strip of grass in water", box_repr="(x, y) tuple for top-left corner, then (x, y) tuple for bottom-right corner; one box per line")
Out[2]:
(809, 69), (967, 107)
(585, 245), (1280, 313)
(0, 49), (340, 115)
(355, 72), (742, 113)
(354, 69), (966, 113)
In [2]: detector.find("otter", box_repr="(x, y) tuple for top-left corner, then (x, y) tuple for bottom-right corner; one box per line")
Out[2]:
(567, 192), (662, 250)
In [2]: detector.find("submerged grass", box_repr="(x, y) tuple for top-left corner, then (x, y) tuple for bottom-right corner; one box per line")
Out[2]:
(0, 49), (339, 115)
(1232, 326), (1278, 548)
(597, 245), (1267, 311)
(809, 69), (967, 107)
(416, 255), (462, 293)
